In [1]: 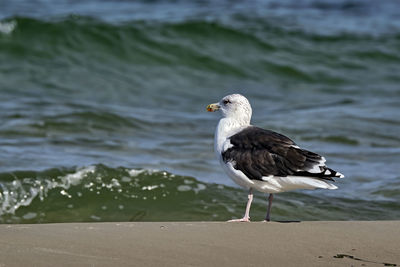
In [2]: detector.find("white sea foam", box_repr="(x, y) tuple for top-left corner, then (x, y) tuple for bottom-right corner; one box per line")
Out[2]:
(0, 20), (17, 34)
(0, 166), (97, 216)
(141, 185), (159, 191)
(177, 185), (191, 192)
(128, 169), (145, 176)
(63, 166), (95, 186)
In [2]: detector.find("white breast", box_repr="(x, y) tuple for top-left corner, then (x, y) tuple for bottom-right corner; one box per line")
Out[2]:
(214, 118), (254, 189)
(214, 118), (248, 156)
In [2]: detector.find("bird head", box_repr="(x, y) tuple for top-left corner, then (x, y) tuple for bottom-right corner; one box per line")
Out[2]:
(207, 94), (252, 125)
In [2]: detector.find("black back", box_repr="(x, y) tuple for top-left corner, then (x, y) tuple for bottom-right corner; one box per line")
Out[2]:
(222, 127), (337, 181)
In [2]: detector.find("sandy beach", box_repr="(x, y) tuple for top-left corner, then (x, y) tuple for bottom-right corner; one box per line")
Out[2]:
(0, 221), (399, 266)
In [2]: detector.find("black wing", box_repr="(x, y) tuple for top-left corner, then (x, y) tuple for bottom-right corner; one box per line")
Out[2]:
(221, 126), (341, 181)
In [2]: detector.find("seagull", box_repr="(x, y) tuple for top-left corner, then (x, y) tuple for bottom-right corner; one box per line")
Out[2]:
(206, 94), (344, 222)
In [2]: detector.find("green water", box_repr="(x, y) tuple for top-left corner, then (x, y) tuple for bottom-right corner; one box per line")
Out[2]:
(1, 165), (399, 223)
(1, 0), (400, 222)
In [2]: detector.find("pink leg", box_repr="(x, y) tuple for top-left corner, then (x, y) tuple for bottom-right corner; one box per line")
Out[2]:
(228, 188), (253, 222)
(264, 193), (274, 222)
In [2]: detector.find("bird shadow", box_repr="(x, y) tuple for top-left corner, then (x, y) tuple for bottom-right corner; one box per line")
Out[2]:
(274, 220), (301, 223)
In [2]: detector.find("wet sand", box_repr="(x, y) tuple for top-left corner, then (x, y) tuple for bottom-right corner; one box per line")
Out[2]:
(0, 221), (399, 266)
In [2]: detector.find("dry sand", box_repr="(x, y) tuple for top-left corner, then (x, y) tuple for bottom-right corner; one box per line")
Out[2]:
(0, 221), (399, 267)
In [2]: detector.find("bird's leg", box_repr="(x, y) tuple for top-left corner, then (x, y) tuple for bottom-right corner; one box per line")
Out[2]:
(264, 193), (274, 222)
(228, 188), (253, 222)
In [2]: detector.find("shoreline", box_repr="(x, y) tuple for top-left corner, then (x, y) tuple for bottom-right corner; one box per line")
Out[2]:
(1, 221), (399, 266)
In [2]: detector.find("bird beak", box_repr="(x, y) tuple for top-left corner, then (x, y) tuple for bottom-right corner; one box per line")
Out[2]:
(206, 103), (220, 112)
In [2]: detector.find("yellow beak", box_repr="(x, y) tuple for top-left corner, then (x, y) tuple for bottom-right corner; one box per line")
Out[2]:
(206, 103), (220, 112)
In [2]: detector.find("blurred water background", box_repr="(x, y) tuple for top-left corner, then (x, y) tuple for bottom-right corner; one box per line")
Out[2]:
(0, 0), (399, 223)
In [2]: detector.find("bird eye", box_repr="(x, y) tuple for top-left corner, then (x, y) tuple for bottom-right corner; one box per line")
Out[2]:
(223, 99), (231, 105)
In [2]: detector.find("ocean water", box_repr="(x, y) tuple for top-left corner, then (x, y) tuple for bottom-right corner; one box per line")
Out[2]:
(0, 0), (399, 223)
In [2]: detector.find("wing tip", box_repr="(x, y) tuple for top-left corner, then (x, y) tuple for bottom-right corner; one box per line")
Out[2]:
(325, 168), (344, 179)
(335, 172), (345, 178)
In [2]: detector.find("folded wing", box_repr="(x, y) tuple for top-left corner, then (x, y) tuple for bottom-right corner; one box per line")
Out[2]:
(221, 127), (344, 181)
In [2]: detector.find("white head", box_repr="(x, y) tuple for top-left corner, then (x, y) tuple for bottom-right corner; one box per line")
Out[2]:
(207, 94), (252, 125)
